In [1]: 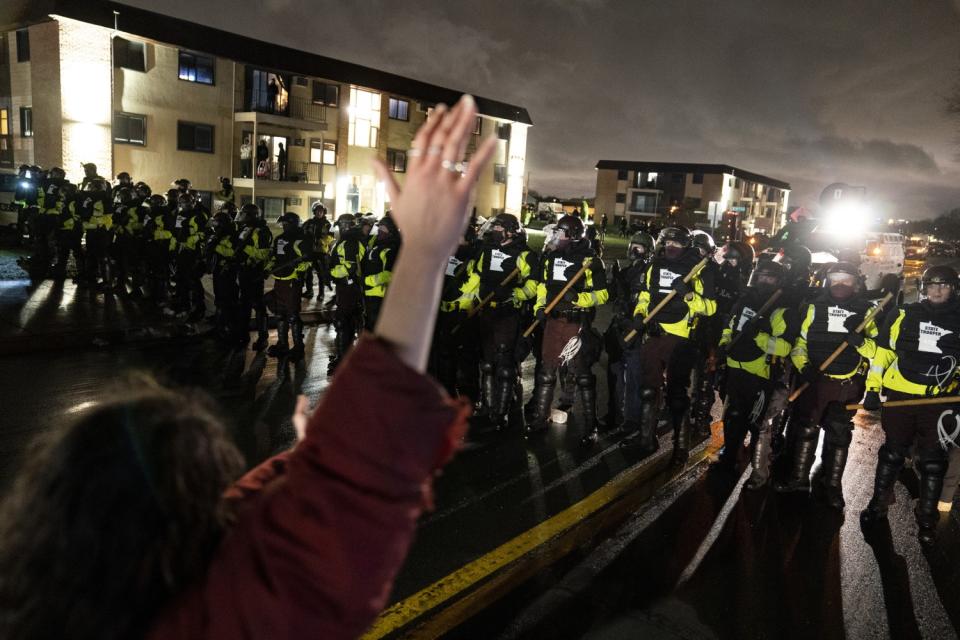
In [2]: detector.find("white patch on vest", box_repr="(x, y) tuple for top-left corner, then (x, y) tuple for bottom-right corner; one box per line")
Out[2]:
(658, 268), (680, 293)
(553, 257), (574, 282)
(736, 306), (756, 332)
(175, 215), (185, 228)
(919, 321), (952, 354)
(446, 256), (462, 277)
(276, 239), (288, 255)
(490, 249), (509, 272)
(826, 306), (855, 333)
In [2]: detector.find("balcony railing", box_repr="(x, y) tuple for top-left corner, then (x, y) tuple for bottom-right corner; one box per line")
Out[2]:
(246, 160), (322, 185)
(238, 96), (327, 124)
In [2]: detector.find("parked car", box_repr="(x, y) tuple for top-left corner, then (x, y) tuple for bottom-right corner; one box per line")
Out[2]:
(0, 171), (19, 231)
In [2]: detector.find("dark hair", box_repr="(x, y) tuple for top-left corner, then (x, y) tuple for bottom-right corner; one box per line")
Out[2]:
(0, 383), (245, 640)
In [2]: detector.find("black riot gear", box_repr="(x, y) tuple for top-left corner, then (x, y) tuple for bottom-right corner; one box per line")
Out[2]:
(690, 230), (716, 257)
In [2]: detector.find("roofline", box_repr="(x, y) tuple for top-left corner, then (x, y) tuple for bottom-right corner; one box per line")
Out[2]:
(595, 160), (791, 190)
(2, 0), (532, 125)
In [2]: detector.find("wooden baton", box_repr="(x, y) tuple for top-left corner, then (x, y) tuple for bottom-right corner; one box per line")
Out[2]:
(846, 395), (960, 411)
(522, 262), (590, 338)
(451, 267), (520, 334)
(727, 288), (784, 350)
(788, 291), (894, 403)
(623, 256), (709, 344)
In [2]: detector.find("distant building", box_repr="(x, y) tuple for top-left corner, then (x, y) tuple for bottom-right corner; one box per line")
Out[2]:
(0, 0), (532, 220)
(594, 161), (791, 235)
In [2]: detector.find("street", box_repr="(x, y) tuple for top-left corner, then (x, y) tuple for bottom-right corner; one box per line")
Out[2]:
(0, 257), (958, 639)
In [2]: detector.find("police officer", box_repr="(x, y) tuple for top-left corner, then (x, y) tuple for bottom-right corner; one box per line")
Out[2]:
(773, 262), (878, 504)
(861, 266), (960, 545)
(171, 191), (207, 320)
(457, 213), (538, 429)
(235, 203), (273, 350)
(528, 215), (608, 442)
(301, 201), (333, 300)
(604, 231), (654, 438)
(28, 167), (67, 277)
(115, 171), (134, 190)
(78, 178), (114, 289)
(52, 183), (82, 282)
(142, 193), (176, 308)
(267, 212), (310, 360)
(206, 203), (240, 341)
(328, 214), (366, 372)
(80, 163), (105, 192)
(361, 213), (401, 331)
(432, 225), (481, 397)
(714, 261), (797, 486)
(111, 187), (142, 294)
(688, 230), (723, 435)
(630, 227), (717, 463)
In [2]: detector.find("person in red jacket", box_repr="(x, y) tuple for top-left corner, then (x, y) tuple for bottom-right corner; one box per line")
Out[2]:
(0, 95), (496, 640)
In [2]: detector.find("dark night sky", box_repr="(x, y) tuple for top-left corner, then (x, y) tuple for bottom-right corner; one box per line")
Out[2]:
(125, 0), (960, 219)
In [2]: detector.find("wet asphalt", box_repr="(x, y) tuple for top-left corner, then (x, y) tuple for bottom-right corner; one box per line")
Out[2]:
(0, 248), (958, 639)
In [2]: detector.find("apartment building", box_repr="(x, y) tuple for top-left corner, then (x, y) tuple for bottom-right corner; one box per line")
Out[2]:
(594, 161), (791, 235)
(0, 0), (532, 220)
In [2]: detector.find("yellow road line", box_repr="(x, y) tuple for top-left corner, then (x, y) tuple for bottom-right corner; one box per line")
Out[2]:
(362, 425), (724, 639)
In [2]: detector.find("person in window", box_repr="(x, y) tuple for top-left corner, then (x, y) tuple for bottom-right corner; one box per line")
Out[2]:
(256, 138), (270, 178)
(0, 94), (496, 640)
(277, 142), (288, 181)
(267, 77), (279, 114)
(239, 135), (253, 178)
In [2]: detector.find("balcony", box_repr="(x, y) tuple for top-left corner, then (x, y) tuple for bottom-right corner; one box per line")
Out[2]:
(234, 96), (328, 131)
(233, 160), (325, 193)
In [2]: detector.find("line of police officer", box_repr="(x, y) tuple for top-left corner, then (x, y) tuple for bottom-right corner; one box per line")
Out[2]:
(435, 213), (958, 546)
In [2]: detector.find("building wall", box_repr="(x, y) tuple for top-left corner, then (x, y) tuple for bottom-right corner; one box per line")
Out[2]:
(56, 19), (112, 184)
(594, 168), (619, 221)
(113, 36), (233, 193)
(9, 27), (36, 166)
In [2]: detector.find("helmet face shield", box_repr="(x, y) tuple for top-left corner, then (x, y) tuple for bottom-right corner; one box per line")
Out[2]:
(548, 227), (573, 251)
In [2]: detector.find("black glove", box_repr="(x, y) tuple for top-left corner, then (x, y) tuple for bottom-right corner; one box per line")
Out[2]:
(862, 391), (881, 411)
(843, 313), (865, 333)
(535, 308), (547, 324)
(800, 366), (820, 385)
(845, 332), (865, 348)
(739, 317), (762, 340)
(562, 290), (578, 303)
(671, 277), (690, 296)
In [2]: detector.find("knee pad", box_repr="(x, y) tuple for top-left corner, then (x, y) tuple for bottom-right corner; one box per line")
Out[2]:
(916, 456), (948, 477)
(878, 444), (907, 467)
(479, 361), (495, 375)
(536, 369), (557, 386)
(824, 419), (854, 448)
(639, 387), (658, 402)
(576, 373), (596, 388)
(496, 365), (516, 381)
(795, 420), (820, 442)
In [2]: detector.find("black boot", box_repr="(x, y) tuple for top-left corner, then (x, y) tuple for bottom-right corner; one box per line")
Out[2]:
(525, 370), (556, 436)
(251, 312), (269, 351)
(915, 458), (948, 546)
(670, 405), (689, 466)
(816, 443), (849, 509)
(716, 406), (746, 472)
(621, 387), (660, 458)
(860, 445), (905, 526)
(289, 317), (305, 361)
(490, 366), (514, 431)
(577, 374), (600, 447)
(745, 428), (773, 490)
(477, 362), (495, 418)
(774, 423), (819, 493)
(268, 319), (290, 357)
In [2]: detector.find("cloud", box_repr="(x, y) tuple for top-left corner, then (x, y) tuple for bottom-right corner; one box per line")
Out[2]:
(785, 136), (941, 173)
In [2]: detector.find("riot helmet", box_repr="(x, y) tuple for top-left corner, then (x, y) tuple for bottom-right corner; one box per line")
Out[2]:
(219, 201), (238, 217)
(655, 226), (691, 260)
(628, 232), (655, 261)
(48, 167), (66, 181)
(921, 265), (958, 305)
(148, 194), (167, 210)
(177, 191), (197, 212)
(823, 261), (861, 301)
(209, 210), (236, 237)
(114, 187), (134, 206)
(238, 203), (261, 226)
(484, 213), (522, 246)
(548, 214), (584, 251)
(748, 259), (785, 293)
(376, 213), (399, 240)
(134, 181), (152, 200)
(311, 201), (328, 218)
(173, 178), (192, 193)
(277, 211), (301, 234)
(779, 244), (812, 281)
(690, 230), (716, 258)
(116, 171), (132, 187)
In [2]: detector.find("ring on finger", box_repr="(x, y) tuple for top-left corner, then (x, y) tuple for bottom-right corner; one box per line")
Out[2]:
(427, 145), (443, 156)
(441, 159), (464, 173)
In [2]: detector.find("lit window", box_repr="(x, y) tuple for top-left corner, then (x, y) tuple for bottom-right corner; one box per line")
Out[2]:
(348, 87), (381, 148)
(0, 109), (7, 135)
(494, 164), (507, 184)
(310, 140), (337, 165)
(19, 107), (32, 138)
(388, 97), (409, 121)
(178, 51), (215, 85)
(322, 141), (336, 165)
